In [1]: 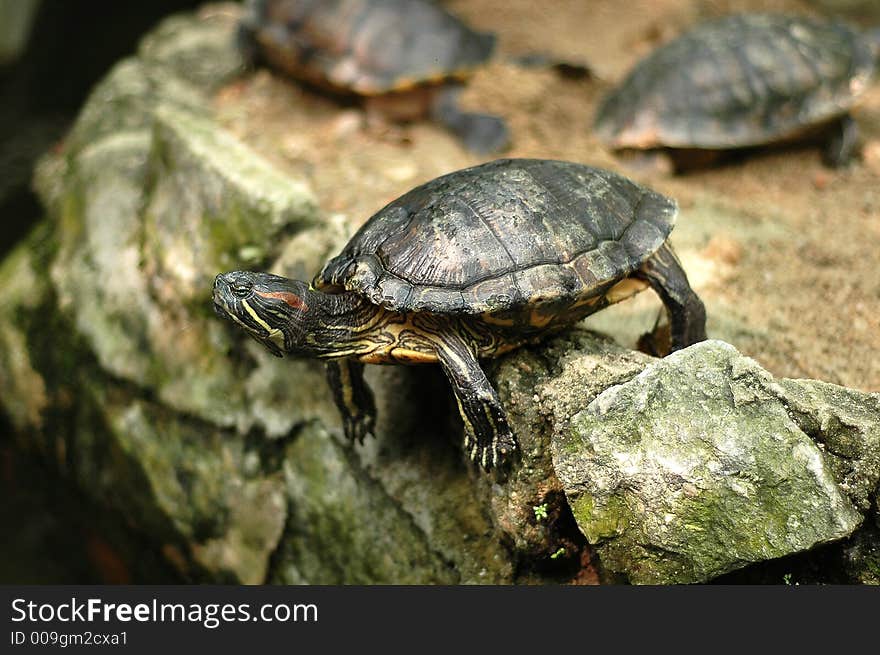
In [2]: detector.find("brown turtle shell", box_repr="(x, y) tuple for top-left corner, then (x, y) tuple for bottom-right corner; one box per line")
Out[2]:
(594, 13), (877, 150)
(315, 158), (677, 316)
(239, 0), (496, 96)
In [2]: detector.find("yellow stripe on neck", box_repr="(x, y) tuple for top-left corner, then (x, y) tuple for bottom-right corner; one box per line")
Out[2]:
(242, 299), (274, 333)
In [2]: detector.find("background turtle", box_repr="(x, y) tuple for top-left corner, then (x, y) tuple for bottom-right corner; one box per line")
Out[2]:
(213, 158), (707, 469)
(237, 0), (510, 154)
(594, 14), (880, 170)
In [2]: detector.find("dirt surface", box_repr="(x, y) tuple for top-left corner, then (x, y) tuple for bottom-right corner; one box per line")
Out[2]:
(213, 0), (880, 392)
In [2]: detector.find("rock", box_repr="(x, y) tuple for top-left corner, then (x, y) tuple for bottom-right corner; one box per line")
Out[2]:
(44, 131), (156, 386)
(143, 103), (318, 305)
(0, 230), (286, 585)
(771, 379), (880, 512)
(138, 3), (247, 91)
(62, 59), (207, 155)
(553, 340), (864, 584)
(271, 423), (511, 584)
(0, 228), (51, 432)
(95, 397), (288, 584)
(486, 330), (654, 572)
(0, 5), (319, 583)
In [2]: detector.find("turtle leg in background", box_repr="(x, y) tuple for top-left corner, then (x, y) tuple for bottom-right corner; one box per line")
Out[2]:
(822, 114), (859, 168)
(433, 332), (517, 470)
(508, 52), (593, 79)
(616, 148), (726, 176)
(431, 85), (511, 155)
(614, 149), (676, 176)
(634, 242), (707, 353)
(667, 148), (728, 173)
(325, 359), (376, 443)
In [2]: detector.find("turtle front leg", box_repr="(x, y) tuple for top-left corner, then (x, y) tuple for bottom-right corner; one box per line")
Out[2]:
(325, 359), (376, 444)
(635, 242), (707, 352)
(431, 85), (511, 155)
(822, 114), (859, 168)
(434, 333), (517, 470)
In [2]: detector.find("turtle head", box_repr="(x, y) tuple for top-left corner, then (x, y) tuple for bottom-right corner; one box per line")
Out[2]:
(213, 271), (311, 357)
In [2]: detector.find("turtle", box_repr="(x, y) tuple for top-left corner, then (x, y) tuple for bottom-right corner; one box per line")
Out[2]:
(594, 14), (880, 170)
(212, 158), (707, 470)
(236, 0), (510, 154)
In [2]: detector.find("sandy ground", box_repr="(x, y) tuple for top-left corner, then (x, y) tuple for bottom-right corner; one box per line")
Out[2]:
(214, 0), (879, 392)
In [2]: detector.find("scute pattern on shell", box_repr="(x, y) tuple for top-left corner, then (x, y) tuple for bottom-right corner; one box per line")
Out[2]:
(243, 0), (496, 95)
(594, 13), (877, 149)
(316, 159), (677, 315)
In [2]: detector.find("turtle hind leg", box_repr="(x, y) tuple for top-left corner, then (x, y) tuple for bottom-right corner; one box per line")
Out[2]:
(325, 359), (376, 444)
(433, 332), (517, 470)
(635, 242), (707, 353)
(822, 114), (859, 168)
(431, 86), (511, 155)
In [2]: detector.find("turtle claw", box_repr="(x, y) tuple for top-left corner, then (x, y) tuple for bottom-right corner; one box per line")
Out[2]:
(343, 414), (375, 444)
(465, 429), (518, 471)
(326, 360), (376, 445)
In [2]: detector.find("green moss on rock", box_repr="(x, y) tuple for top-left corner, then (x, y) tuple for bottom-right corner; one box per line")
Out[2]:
(0, 227), (53, 431)
(273, 423), (460, 584)
(554, 341), (864, 584)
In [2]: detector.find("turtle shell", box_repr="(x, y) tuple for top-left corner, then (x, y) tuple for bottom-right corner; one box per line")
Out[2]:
(240, 0), (495, 96)
(315, 159), (677, 316)
(594, 14), (877, 150)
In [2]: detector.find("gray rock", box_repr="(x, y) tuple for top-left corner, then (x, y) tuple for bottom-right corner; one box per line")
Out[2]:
(63, 59), (207, 155)
(0, 5), (319, 583)
(272, 423), (505, 584)
(27, 19), (320, 434)
(771, 379), (880, 512)
(0, 229), (51, 433)
(553, 340), (864, 584)
(96, 397), (288, 584)
(138, 3), (247, 91)
(145, 103), (317, 305)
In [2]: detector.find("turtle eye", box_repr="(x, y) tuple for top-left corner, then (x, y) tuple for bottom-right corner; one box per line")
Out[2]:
(231, 280), (253, 298)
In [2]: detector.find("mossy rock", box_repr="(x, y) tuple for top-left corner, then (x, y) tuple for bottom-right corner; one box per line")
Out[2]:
(553, 341), (866, 584)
